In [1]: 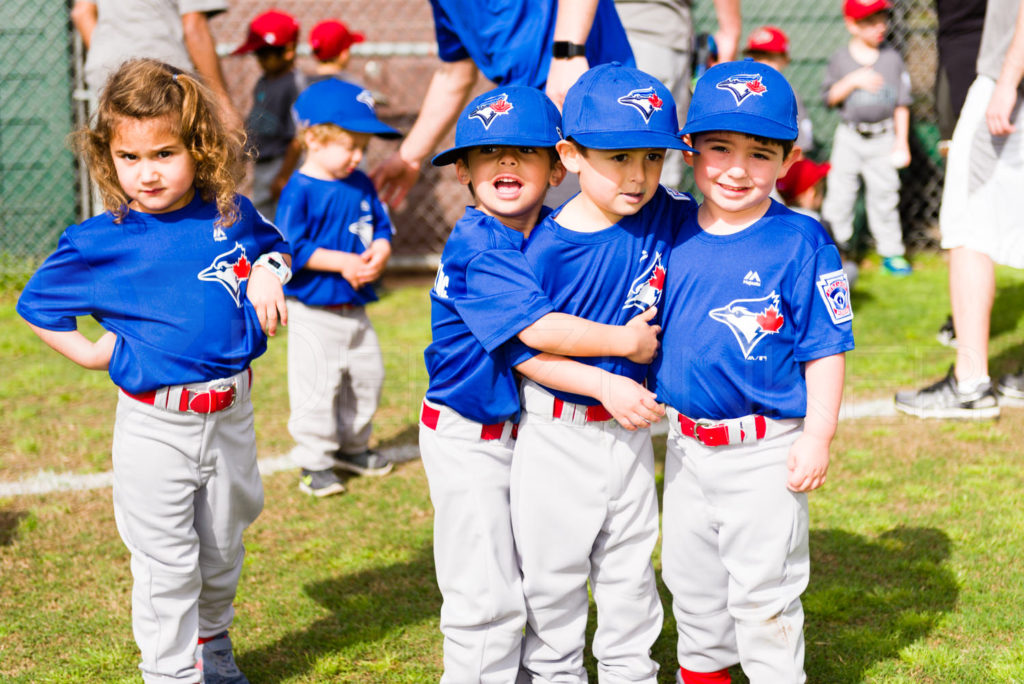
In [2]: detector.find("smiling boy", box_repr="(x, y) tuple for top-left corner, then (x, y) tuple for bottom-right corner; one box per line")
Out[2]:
(651, 61), (855, 683)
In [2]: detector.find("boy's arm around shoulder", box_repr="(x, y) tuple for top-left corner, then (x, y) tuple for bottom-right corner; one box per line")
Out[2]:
(515, 353), (665, 430)
(787, 353), (845, 492)
(518, 306), (661, 364)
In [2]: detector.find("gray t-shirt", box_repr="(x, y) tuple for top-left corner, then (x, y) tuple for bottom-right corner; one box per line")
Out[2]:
(84, 0), (228, 93)
(614, 0), (692, 49)
(822, 44), (912, 125)
(977, 0), (1021, 82)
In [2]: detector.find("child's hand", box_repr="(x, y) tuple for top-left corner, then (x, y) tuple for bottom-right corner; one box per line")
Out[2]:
(357, 239), (392, 285)
(890, 143), (911, 169)
(786, 432), (830, 492)
(850, 66), (884, 93)
(247, 267), (288, 336)
(337, 253), (367, 290)
(624, 306), (661, 364)
(599, 374), (665, 431)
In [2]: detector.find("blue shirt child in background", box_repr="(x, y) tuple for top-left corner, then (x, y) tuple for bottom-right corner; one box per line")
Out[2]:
(275, 78), (403, 497)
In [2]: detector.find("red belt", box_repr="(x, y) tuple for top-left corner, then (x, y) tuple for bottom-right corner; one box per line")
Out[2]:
(123, 369), (250, 415)
(553, 397), (612, 422)
(677, 413), (767, 447)
(420, 401), (514, 440)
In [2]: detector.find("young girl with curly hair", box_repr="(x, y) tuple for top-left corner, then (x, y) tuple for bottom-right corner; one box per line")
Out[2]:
(18, 58), (293, 683)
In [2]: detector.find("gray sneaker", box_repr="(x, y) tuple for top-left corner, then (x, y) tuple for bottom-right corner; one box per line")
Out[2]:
(996, 369), (1024, 406)
(894, 366), (1000, 419)
(199, 632), (249, 684)
(298, 468), (346, 497)
(335, 450), (393, 477)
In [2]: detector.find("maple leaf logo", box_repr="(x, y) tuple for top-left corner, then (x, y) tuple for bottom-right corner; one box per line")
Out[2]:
(747, 80), (766, 94)
(648, 93), (663, 109)
(648, 265), (665, 289)
(756, 305), (784, 332)
(490, 98), (511, 113)
(233, 255), (251, 280)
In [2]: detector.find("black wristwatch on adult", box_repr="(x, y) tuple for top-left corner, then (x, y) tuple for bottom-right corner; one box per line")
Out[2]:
(552, 41), (587, 59)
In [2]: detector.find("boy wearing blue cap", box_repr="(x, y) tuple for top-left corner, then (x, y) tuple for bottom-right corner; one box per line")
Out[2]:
(276, 78), (402, 496)
(421, 84), (666, 684)
(652, 62), (855, 683)
(506, 63), (697, 683)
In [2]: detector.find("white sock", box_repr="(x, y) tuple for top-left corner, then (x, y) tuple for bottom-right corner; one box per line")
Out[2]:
(957, 376), (990, 394)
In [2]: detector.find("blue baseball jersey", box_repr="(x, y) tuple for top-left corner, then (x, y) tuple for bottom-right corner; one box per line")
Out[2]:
(651, 200), (855, 420)
(276, 170), (393, 306)
(17, 193), (289, 394)
(424, 207), (557, 425)
(428, 0), (634, 89)
(508, 186), (697, 405)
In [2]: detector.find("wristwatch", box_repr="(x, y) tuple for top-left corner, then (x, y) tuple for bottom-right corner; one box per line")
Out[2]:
(552, 41), (587, 59)
(254, 252), (292, 285)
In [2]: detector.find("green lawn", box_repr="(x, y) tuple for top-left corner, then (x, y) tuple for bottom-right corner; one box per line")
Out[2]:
(2, 253), (1024, 682)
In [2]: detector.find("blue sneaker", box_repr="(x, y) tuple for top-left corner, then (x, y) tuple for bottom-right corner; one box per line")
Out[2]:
(883, 255), (912, 275)
(199, 632), (249, 684)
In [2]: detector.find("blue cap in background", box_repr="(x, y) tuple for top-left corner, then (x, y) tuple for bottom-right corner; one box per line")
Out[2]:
(431, 86), (562, 166)
(681, 60), (798, 141)
(561, 62), (694, 152)
(293, 79), (401, 139)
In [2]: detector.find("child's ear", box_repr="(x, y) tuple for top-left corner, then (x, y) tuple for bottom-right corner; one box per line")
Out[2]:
(779, 145), (803, 177)
(556, 139), (581, 174)
(454, 159), (472, 186)
(682, 135), (697, 167)
(548, 159), (567, 188)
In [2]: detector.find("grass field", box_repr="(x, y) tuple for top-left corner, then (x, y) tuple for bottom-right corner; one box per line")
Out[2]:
(3, 252), (1024, 682)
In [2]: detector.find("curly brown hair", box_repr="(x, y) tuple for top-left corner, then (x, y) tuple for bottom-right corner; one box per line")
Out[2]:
(73, 59), (246, 226)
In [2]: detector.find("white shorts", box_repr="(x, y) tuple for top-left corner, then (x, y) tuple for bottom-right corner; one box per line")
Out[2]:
(940, 76), (1024, 267)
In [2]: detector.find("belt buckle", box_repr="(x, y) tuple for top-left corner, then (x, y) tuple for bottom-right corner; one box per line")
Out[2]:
(187, 382), (237, 414)
(693, 417), (727, 446)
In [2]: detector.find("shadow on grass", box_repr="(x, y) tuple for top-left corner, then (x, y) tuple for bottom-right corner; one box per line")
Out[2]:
(646, 526), (956, 683)
(240, 541), (439, 682)
(0, 509), (27, 546)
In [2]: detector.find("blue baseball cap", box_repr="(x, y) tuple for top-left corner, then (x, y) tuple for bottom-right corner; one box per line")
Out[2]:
(681, 60), (798, 141)
(293, 79), (401, 139)
(431, 85), (562, 166)
(561, 62), (693, 152)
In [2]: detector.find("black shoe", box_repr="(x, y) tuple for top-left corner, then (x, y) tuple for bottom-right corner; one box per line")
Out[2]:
(996, 369), (1024, 406)
(335, 450), (393, 477)
(936, 315), (957, 348)
(298, 468), (346, 497)
(894, 365), (999, 419)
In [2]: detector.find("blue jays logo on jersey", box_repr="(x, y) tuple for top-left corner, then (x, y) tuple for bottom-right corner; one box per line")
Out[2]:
(468, 93), (513, 129)
(816, 269), (853, 324)
(716, 73), (768, 106)
(617, 88), (664, 123)
(709, 291), (784, 358)
(198, 242), (251, 307)
(623, 252), (666, 311)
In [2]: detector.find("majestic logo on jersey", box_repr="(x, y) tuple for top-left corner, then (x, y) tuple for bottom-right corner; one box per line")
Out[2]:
(618, 88), (664, 123)
(349, 200), (374, 248)
(433, 263), (449, 298)
(709, 291), (784, 358)
(742, 270), (762, 287)
(816, 269), (853, 324)
(469, 93), (513, 129)
(198, 242), (251, 307)
(716, 74), (767, 106)
(623, 252), (666, 311)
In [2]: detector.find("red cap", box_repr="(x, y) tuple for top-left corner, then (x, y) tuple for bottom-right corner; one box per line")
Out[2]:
(232, 10), (299, 55)
(309, 19), (365, 61)
(843, 0), (891, 20)
(744, 26), (789, 55)
(776, 159), (831, 203)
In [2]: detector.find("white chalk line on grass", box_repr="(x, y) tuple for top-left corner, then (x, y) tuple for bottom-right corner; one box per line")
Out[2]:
(0, 401), (897, 498)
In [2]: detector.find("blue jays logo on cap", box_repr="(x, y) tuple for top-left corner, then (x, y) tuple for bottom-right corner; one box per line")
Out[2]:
(356, 89), (376, 110)
(716, 73), (768, 106)
(468, 93), (514, 130)
(617, 88), (664, 123)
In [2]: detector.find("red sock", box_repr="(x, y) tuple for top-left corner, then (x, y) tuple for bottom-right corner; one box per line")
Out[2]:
(197, 631), (228, 645)
(679, 666), (732, 684)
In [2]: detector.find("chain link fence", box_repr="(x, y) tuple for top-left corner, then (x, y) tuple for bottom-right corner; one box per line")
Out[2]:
(1, 0), (945, 277)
